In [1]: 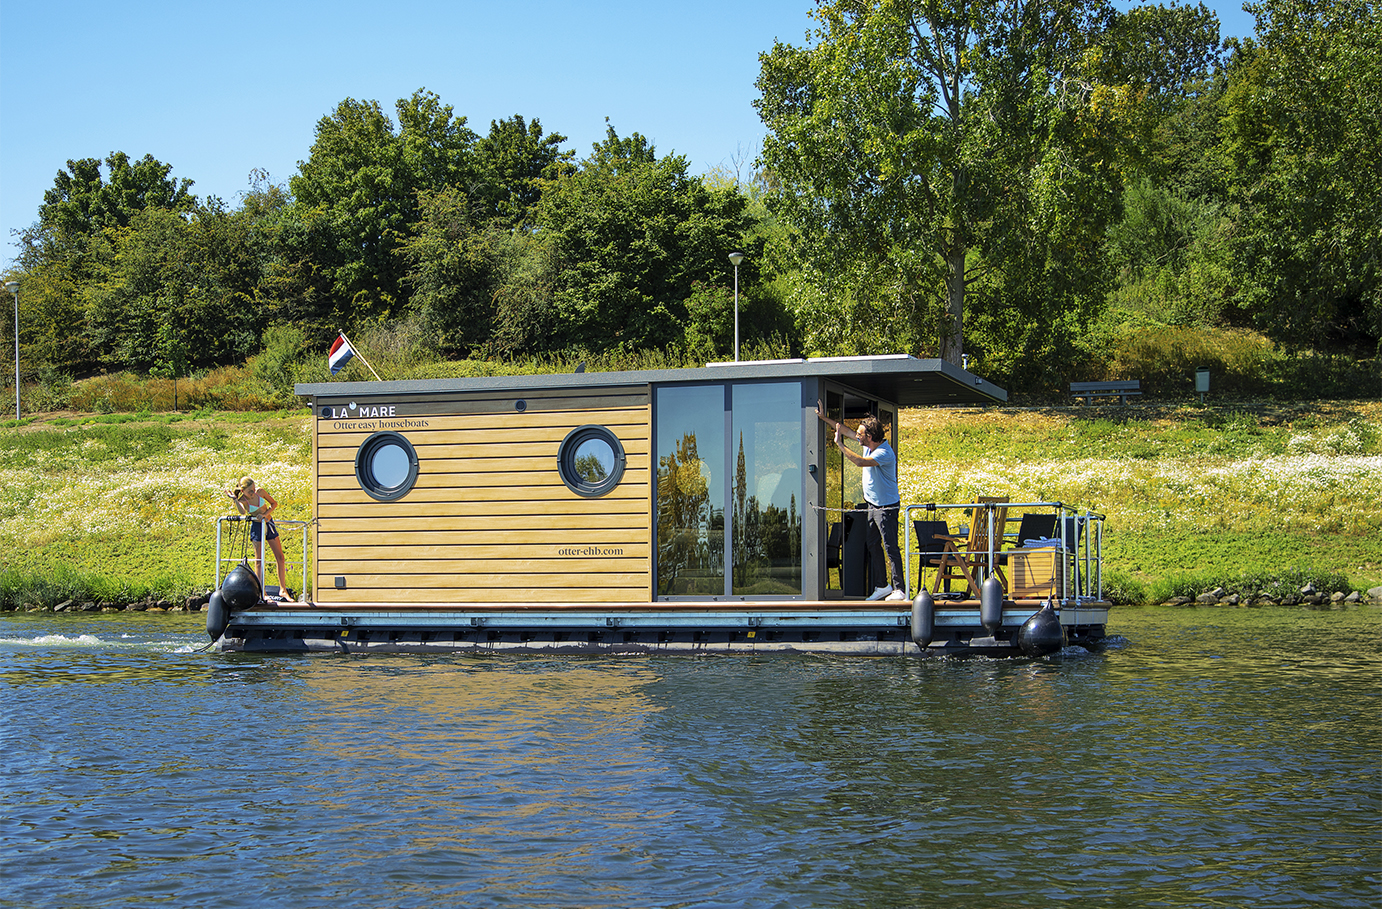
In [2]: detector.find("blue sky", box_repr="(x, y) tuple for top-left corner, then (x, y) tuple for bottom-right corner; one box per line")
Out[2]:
(0, 0), (1258, 269)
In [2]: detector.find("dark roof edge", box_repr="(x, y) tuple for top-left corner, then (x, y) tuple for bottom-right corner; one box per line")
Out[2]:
(294, 354), (1007, 406)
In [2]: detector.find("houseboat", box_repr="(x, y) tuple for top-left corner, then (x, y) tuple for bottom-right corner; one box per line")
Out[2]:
(208, 355), (1111, 655)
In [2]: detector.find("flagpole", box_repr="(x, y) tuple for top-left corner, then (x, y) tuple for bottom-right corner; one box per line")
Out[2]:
(338, 331), (383, 381)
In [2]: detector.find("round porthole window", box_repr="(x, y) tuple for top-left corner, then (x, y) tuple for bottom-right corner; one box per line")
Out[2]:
(558, 425), (626, 497)
(355, 431), (419, 501)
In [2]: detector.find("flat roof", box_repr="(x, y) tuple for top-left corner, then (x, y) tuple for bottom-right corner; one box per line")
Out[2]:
(295, 354), (1006, 407)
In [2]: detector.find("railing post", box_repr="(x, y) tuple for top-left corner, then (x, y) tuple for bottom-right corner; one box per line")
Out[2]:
(300, 520), (309, 603)
(1095, 514), (1103, 601)
(903, 506), (914, 599)
(255, 517), (265, 587)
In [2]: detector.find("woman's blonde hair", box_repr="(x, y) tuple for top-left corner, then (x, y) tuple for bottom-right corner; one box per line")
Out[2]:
(235, 476), (256, 493)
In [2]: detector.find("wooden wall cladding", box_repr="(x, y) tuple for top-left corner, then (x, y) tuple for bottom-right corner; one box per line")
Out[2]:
(313, 398), (651, 604)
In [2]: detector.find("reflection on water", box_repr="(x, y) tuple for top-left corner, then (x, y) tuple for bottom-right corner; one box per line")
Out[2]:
(1, 607), (1378, 908)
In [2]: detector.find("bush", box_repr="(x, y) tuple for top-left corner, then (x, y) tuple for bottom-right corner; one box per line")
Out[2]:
(24, 366), (73, 412)
(66, 367), (290, 413)
(1102, 569), (1149, 606)
(247, 324), (308, 406)
(0, 564), (195, 610)
(1085, 322), (1381, 400)
(34, 322), (1373, 415)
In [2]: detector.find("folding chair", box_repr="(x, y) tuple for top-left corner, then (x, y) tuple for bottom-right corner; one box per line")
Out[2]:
(931, 497), (1010, 595)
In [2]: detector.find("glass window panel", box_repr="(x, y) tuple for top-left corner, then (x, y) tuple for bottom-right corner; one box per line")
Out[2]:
(655, 385), (725, 596)
(573, 438), (613, 482)
(840, 393), (872, 508)
(731, 383), (802, 596)
(371, 443), (411, 489)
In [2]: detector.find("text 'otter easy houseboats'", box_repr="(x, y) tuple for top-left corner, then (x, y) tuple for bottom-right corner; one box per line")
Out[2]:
(208, 355), (1111, 655)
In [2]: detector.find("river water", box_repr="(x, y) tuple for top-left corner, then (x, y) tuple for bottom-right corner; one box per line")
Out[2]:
(1, 606), (1377, 909)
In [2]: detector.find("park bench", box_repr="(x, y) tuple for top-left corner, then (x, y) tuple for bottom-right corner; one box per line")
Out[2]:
(1070, 379), (1142, 404)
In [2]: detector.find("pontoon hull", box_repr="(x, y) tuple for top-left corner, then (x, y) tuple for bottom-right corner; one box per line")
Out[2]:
(218, 600), (1111, 656)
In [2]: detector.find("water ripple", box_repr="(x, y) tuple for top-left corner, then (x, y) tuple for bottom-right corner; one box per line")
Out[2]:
(1, 607), (1378, 908)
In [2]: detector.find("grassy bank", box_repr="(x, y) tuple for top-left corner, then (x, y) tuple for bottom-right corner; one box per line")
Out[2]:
(0, 411), (312, 607)
(897, 401), (1382, 600)
(1, 401), (1379, 608)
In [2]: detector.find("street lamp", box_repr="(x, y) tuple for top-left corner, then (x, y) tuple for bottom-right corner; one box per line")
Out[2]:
(4, 280), (17, 421)
(728, 251), (744, 361)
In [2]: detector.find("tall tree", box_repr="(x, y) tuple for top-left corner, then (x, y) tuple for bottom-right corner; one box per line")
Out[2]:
(1220, 0), (1381, 350)
(35, 152), (196, 245)
(85, 201), (263, 371)
(399, 185), (502, 356)
(15, 152), (197, 372)
(400, 115), (573, 357)
(533, 126), (756, 352)
(474, 115), (573, 228)
(289, 89), (480, 320)
(756, 0), (1207, 368)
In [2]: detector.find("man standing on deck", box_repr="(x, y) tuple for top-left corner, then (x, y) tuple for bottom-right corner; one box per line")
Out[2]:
(816, 402), (907, 601)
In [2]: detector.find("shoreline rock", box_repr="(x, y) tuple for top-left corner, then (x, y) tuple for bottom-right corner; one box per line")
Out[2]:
(1, 591), (213, 614)
(1157, 589), (1381, 607)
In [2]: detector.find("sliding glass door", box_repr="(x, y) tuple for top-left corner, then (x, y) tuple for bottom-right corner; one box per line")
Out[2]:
(655, 382), (803, 598)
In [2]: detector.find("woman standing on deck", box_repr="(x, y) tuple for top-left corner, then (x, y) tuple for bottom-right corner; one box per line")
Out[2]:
(228, 476), (292, 600)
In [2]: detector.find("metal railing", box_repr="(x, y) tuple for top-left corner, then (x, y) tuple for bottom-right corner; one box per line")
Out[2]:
(215, 515), (310, 601)
(902, 501), (1104, 603)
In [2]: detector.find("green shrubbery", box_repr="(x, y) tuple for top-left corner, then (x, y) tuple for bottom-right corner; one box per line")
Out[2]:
(10, 328), (800, 416)
(0, 565), (198, 611)
(1101, 570), (1150, 606)
(1147, 568), (1354, 603)
(1099, 567), (1356, 607)
(1080, 321), (1380, 401)
(9, 317), (1373, 417)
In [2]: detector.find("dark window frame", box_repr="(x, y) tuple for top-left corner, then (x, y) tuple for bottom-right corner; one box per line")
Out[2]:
(354, 431), (420, 501)
(557, 424), (627, 498)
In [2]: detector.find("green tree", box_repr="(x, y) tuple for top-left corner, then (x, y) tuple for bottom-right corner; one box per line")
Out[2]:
(755, 0), (1217, 371)
(1105, 176), (1234, 325)
(532, 126), (756, 352)
(84, 203), (262, 371)
(246, 176), (340, 339)
(1098, 8), (1243, 333)
(1220, 0), (1381, 350)
(1147, 55), (1233, 203)
(35, 152), (196, 248)
(188, 197), (272, 364)
(474, 115), (574, 228)
(15, 152), (198, 372)
(12, 269), (82, 374)
(682, 281), (736, 358)
(399, 185), (502, 357)
(1100, 2), (1223, 112)
(399, 114), (575, 357)
(289, 89), (480, 321)
(485, 229), (558, 358)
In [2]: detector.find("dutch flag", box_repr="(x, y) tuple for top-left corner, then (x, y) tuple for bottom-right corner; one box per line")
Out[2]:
(328, 334), (354, 375)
